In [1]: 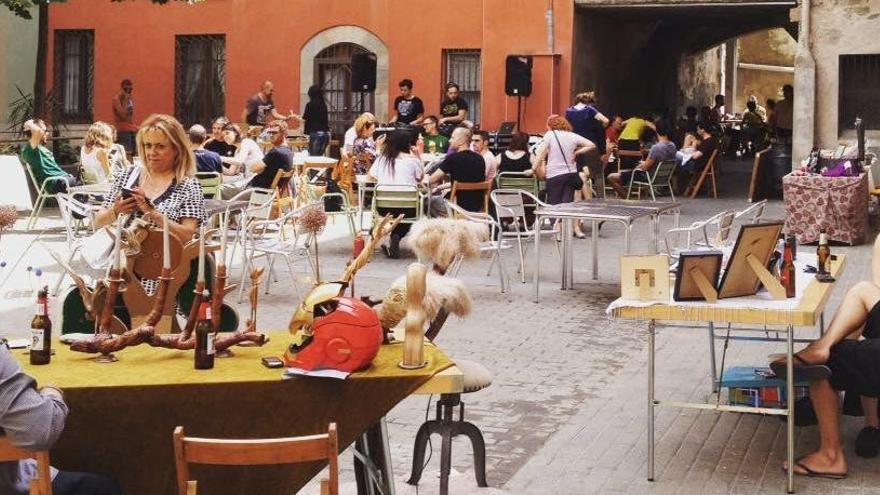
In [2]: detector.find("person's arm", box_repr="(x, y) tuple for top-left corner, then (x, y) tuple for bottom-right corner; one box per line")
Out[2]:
(0, 349), (68, 450)
(872, 233), (880, 287)
(240, 106), (249, 123)
(428, 168), (446, 185)
(411, 99), (426, 125)
(636, 157), (656, 172)
(24, 121), (44, 149)
(534, 140), (549, 164)
(112, 94), (126, 121)
(595, 111), (610, 127)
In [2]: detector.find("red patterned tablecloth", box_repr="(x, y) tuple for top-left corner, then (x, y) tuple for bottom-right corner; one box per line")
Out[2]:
(783, 173), (868, 245)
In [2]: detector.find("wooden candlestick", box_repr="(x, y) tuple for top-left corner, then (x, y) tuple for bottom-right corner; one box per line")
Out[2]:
(197, 225), (205, 283)
(399, 263), (428, 369)
(212, 264), (226, 334)
(162, 215), (170, 269)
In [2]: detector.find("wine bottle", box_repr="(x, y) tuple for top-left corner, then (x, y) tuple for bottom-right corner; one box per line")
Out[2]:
(817, 230), (831, 275)
(194, 293), (215, 370)
(30, 286), (51, 365)
(780, 240), (796, 298)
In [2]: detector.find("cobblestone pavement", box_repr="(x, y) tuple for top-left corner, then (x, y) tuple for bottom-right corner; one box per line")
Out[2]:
(2, 160), (878, 494)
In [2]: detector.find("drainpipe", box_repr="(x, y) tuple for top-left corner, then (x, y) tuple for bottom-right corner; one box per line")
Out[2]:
(792, 0), (815, 169)
(546, 0), (554, 54)
(546, 0), (556, 116)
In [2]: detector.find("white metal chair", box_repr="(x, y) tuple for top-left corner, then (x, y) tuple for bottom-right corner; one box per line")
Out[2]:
(21, 156), (70, 231)
(663, 210), (736, 262)
(53, 193), (99, 295)
(490, 189), (557, 283)
(195, 171), (223, 199)
(237, 202), (317, 302)
(445, 202), (511, 293)
(626, 160), (677, 201)
(734, 199), (768, 225)
(219, 187), (275, 269)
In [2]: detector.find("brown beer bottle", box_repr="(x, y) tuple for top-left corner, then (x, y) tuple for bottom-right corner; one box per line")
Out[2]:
(817, 230), (831, 275)
(194, 294), (215, 370)
(780, 240), (796, 298)
(30, 286), (51, 365)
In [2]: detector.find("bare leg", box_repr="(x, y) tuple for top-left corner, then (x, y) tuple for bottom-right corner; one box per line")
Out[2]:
(785, 379), (848, 475)
(794, 281), (880, 364)
(607, 172), (627, 198)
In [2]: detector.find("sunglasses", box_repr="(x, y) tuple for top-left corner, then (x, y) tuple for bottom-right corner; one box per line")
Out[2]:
(265, 130), (279, 135)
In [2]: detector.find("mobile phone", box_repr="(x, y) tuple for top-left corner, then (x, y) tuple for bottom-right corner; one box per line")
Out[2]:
(261, 356), (284, 369)
(121, 187), (136, 199)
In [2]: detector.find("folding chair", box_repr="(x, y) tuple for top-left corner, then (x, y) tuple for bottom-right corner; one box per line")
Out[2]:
(0, 436), (52, 494)
(686, 149), (719, 198)
(173, 424), (338, 495)
(21, 156), (69, 231)
(626, 160), (677, 201)
(450, 180), (492, 214)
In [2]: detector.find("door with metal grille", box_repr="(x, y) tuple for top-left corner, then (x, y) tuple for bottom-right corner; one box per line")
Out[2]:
(314, 43), (375, 137)
(175, 35), (226, 128)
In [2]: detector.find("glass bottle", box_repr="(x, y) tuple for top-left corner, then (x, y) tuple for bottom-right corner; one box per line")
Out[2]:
(194, 293), (215, 370)
(30, 286), (51, 365)
(780, 240), (797, 298)
(817, 230), (831, 275)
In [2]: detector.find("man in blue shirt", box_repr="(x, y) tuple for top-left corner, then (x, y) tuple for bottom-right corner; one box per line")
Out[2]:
(188, 124), (223, 174)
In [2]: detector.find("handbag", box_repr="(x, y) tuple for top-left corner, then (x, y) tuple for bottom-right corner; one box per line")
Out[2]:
(552, 131), (583, 190)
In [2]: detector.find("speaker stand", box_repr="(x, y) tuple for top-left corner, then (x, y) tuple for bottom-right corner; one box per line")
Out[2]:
(516, 95), (523, 132)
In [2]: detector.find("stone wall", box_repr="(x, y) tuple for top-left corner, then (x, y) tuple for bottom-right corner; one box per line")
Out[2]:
(736, 28), (795, 113)
(808, 0), (880, 147)
(678, 46), (723, 114)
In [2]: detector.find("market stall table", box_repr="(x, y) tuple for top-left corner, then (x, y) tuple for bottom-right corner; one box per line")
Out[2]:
(17, 331), (460, 495)
(783, 172), (868, 245)
(608, 254), (846, 493)
(533, 200), (679, 301)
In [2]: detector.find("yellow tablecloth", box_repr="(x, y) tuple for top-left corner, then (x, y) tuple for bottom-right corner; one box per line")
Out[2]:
(16, 331), (453, 495)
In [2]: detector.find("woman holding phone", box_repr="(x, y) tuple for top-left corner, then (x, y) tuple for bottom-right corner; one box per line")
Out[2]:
(94, 113), (206, 259)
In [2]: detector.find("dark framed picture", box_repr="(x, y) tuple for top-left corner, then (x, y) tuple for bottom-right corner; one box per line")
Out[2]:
(718, 222), (784, 299)
(674, 251), (723, 301)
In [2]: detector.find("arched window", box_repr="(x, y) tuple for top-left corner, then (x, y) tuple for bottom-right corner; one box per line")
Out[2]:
(314, 43), (376, 137)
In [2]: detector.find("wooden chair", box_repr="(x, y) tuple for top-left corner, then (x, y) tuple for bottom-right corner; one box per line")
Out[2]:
(747, 147), (770, 202)
(173, 423), (338, 495)
(0, 437), (52, 494)
(450, 180), (492, 214)
(269, 168), (295, 219)
(685, 149), (719, 199)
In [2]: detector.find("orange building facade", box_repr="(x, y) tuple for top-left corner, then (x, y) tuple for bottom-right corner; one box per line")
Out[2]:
(47, 0), (574, 135)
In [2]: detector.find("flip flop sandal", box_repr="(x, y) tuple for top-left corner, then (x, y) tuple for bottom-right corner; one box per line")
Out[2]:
(770, 356), (831, 382)
(785, 459), (847, 480)
(856, 426), (880, 458)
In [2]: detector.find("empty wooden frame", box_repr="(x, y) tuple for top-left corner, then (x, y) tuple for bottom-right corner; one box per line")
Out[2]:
(718, 222), (785, 300)
(674, 251), (723, 302)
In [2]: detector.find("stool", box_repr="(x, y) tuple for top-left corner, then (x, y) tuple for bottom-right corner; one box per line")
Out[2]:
(407, 358), (492, 495)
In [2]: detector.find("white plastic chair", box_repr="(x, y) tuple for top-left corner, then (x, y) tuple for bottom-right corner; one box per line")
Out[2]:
(445, 202), (511, 293)
(22, 156), (70, 231)
(53, 193), (99, 295)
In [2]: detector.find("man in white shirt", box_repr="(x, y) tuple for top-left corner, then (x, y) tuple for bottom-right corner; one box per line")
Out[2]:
(470, 130), (497, 182)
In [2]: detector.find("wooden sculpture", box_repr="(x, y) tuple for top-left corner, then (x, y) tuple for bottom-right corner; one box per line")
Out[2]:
(69, 220), (265, 358)
(399, 263), (427, 369)
(288, 213), (403, 334)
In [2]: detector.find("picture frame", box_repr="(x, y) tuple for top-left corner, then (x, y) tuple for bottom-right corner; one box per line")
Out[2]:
(718, 222), (785, 299)
(620, 255), (670, 301)
(674, 251), (723, 302)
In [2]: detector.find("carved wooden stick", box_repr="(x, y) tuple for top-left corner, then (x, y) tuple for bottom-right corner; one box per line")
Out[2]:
(212, 264), (226, 333)
(97, 267), (123, 335)
(145, 268), (173, 328)
(340, 214), (403, 284)
(181, 282), (205, 341)
(400, 263), (427, 369)
(70, 327), (155, 354)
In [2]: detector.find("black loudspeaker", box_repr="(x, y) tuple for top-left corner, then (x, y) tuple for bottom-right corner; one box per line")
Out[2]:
(505, 55), (533, 97)
(351, 52), (377, 92)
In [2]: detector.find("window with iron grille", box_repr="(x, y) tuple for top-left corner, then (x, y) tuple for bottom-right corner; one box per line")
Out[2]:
(175, 35), (226, 128)
(443, 49), (481, 125)
(53, 30), (94, 123)
(839, 54), (880, 131)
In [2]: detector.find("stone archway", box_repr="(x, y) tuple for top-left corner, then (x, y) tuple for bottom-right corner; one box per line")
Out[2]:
(300, 26), (389, 124)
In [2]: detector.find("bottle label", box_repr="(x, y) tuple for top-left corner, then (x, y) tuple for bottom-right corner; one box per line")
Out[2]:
(206, 334), (215, 355)
(31, 328), (45, 351)
(36, 304), (46, 316)
(206, 307), (212, 320)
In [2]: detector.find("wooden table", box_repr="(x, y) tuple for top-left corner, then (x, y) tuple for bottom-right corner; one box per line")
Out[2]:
(610, 255), (846, 493)
(17, 331), (461, 495)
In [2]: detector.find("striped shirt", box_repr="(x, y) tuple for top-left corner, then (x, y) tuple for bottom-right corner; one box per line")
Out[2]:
(0, 346), (67, 494)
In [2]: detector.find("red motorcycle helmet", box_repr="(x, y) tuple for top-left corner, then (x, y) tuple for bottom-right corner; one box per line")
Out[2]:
(284, 297), (383, 372)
